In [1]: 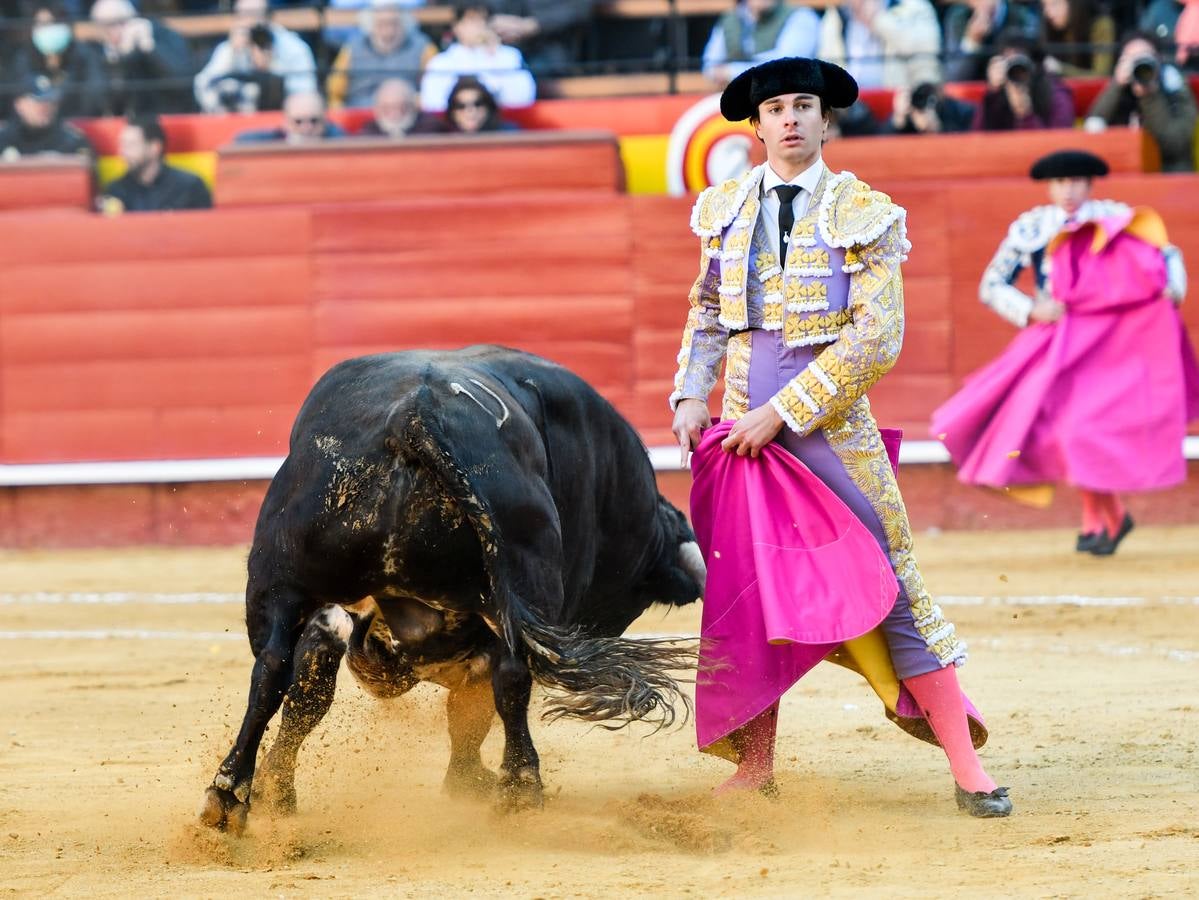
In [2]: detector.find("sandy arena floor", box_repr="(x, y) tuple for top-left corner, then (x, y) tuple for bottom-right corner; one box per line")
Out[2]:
(1, 526), (1197, 898)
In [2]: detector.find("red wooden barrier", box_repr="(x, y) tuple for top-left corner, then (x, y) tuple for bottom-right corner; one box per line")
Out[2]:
(0, 157), (93, 211)
(1, 174), (1196, 465)
(215, 131), (625, 206)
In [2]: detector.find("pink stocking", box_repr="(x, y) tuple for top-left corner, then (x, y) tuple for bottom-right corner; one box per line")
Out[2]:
(1097, 493), (1126, 537)
(714, 702), (778, 795)
(902, 667), (997, 794)
(1079, 489), (1104, 535)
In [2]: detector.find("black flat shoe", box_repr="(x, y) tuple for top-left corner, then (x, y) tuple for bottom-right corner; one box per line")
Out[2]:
(1076, 530), (1105, 552)
(1090, 513), (1134, 556)
(955, 785), (1013, 818)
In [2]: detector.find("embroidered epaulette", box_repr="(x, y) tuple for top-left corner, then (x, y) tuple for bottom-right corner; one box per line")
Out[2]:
(690, 168), (758, 237)
(1006, 200), (1130, 254)
(818, 171), (906, 249)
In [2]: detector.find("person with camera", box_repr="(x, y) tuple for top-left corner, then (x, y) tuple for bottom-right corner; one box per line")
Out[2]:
(1085, 32), (1197, 172)
(973, 31), (1074, 130)
(885, 81), (976, 133)
(194, 0), (317, 114)
(942, 0), (1041, 83)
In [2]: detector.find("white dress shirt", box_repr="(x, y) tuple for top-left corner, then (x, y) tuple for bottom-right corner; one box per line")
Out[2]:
(759, 158), (827, 264)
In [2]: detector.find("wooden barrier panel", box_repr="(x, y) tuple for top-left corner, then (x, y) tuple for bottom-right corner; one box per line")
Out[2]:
(1, 174), (1196, 465)
(0, 157), (93, 212)
(823, 127), (1150, 182)
(215, 131), (625, 206)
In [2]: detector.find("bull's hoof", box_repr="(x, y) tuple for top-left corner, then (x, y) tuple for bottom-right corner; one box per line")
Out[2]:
(198, 786), (250, 835)
(443, 762), (499, 800)
(495, 767), (544, 813)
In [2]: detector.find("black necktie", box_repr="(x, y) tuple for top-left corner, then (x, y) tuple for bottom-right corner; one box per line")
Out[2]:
(774, 184), (801, 267)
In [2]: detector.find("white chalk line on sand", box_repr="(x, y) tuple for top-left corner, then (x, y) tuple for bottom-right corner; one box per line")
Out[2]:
(2, 592), (1198, 608)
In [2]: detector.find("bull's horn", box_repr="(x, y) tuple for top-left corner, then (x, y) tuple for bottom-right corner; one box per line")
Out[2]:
(677, 541), (707, 594)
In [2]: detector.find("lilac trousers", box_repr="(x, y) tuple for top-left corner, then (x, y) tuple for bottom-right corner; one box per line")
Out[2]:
(748, 329), (943, 679)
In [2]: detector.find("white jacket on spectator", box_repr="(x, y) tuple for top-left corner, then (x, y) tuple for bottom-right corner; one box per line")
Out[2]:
(419, 42), (536, 112)
(819, 0), (941, 91)
(194, 23), (318, 112)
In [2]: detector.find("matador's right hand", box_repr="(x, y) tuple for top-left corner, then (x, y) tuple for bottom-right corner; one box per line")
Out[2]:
(672, 399), (711, 467)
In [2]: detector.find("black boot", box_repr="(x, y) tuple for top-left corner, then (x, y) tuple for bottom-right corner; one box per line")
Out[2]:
(1089, 513), (1134, 556)
(955, 784), (1013, 818)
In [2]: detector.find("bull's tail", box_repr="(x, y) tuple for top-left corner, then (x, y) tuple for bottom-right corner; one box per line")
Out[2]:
(388, 380), (695, 731)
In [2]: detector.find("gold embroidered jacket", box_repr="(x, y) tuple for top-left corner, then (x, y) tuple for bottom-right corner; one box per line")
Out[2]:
(671, 163), (910, 436)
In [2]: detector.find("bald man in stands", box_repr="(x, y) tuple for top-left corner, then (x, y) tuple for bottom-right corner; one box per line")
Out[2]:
(235, 92), (348, 144)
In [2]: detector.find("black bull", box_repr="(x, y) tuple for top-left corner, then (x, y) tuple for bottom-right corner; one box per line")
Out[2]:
(200, 346), (707, 832)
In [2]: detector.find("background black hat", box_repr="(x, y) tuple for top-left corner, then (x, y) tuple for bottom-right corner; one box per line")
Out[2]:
(720, 57), (858, 121)
(1030, 150), (1110, 180)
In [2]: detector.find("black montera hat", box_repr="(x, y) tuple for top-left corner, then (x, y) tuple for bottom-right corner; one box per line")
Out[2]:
(1029, 149), (1110, 180)
(720, 57), (859, 121)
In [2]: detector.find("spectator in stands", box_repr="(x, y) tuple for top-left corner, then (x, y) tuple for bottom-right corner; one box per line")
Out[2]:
(194, 0), (318, 114)
(1039, 0), (1116, 77)
(198, 24), (287, 113)
(1085, 31), (1197, 171)
(419, 3), (537, 112)
(701, 0), (820, 89)
(358, 78), (443, 136)
(3, 1), (106, 118)
(326, 1), (435, 109)
(442, 75), (519, 132)
(943, 0), (1042, 82)
(0, 73), (95, 159)
(885, 81), (977, 131)
(486, 0), (596, 77)
(819, 0), (943, 90)
(88, 0), (195, 114)
(1139, 0), (1183, 43)
(973, 30), (1074, 129)
(235, 91), (348, 143)
(98, 115), (211, 212)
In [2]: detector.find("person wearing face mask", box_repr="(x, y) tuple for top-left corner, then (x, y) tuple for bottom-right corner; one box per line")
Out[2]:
(0, 73), (94, 159)
(933, 150), (1197, 556)
(672, 56), (1011, 818)
(418, 2), (536, 113)
(4, 1), (106, 118)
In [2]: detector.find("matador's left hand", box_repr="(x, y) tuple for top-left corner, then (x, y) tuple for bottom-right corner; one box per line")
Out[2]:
(721, 403), (785, 457)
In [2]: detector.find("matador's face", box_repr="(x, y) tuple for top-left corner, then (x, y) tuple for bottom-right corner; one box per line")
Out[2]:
(1046, 177), (1092, 216)
(752, 92), (827, 174)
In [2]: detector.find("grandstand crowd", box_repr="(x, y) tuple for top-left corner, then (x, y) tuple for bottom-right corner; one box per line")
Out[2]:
(1, 1), (1197, 210)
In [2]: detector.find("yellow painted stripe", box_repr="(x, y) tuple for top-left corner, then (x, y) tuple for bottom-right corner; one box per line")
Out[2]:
(619, 135), (670, 196)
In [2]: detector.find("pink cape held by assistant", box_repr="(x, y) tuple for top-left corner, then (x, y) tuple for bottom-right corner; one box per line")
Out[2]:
(932, 208), (1199, 493)
(689, 420), (900, 753)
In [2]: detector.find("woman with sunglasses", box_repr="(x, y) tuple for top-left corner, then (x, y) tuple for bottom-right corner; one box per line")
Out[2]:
(443, 75), (519, 133)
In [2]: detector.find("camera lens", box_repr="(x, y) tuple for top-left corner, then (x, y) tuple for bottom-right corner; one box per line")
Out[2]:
(1131, 56), (1159, 85)
(1005, 55), (1033, 85)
